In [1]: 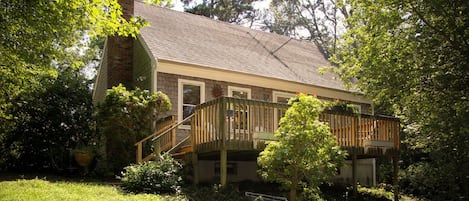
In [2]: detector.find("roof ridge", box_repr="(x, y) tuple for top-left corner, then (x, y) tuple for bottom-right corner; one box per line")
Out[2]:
(134, 1), (349, 92)
(135, 1), (314, 47)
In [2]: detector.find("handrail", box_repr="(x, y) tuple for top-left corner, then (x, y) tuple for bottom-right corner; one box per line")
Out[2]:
(191, 96), (400, 154)
(151, 113), (194, 142)
(135, 114), (195, 163)
(134, 114), (194, 146)
(167, 135), (190, 154)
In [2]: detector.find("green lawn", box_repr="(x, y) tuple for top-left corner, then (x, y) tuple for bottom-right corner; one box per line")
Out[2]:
(0, 177), (422, 201)
(0, 179), (186, 201)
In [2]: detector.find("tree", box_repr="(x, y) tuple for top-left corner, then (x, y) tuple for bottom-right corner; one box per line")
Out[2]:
(181, 0), (260, 25)
(0, 68), (95, 171)
(96, 85), (171, 173)
(0, 0), (150, 139)
(262, 0), (352, 58)
(334, 0), (469, 199)
(258, 94), (347, 201)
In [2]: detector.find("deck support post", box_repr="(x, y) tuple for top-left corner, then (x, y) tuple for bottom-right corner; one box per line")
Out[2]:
(352, 154), (358, 196)
(219, 97), (227, 186)
(220, 149), (227, 186)
(192, 152), (199, 185)
(393, 156), (399, 201)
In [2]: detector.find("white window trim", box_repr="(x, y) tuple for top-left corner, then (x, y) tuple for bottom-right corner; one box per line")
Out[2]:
(227, 86), (251, 133)
(272, 91), (295, 103)
(228, 86), (251, 99)
(178, 79), (205, 129)
(273, 91), (296, 130)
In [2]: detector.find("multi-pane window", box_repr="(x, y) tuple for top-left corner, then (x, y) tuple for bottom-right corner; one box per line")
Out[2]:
(228, 86), (251, 130)
(178, 79), (204, 128)
(273, 91), (295, 129)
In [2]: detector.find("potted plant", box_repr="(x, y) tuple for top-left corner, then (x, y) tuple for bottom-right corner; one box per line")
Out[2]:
(72, 144), (96, 174)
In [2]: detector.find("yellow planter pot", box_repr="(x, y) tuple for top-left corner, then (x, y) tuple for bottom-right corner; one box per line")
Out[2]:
(73, 151), (95, 167)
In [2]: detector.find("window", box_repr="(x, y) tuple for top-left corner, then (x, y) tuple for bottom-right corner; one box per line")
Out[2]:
(273, 91), (295, 104)
(228, 86), (251, 99)
(178, 79), (205, 129)
(273, 91), (296, 129)
(228, 86), (251, 131)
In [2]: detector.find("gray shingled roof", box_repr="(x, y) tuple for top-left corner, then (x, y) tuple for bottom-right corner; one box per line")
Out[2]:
(135, 1), (347, 91)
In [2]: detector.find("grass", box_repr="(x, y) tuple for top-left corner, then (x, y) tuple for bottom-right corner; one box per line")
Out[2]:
(0, 179), (186, 201)
(0, 175), (423, 201)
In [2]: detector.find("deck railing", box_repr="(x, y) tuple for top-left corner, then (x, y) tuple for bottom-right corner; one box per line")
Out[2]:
(191, 97), (399, 154)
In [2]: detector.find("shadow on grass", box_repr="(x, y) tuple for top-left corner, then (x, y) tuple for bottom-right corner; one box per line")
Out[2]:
(0, 170), (121, 186)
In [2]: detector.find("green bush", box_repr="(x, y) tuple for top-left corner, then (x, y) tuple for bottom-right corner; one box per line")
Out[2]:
(96, 84), (171, 173)
(0, 68), (96, 172)
(183, 184), (246, 201)
(121, 154), (182, 194)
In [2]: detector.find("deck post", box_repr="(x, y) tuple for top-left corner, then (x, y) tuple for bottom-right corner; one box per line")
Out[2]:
(220, 149), (227, 186)
(136, 143), (142, 163)
(219, 97), (227, 186)
(393, 156), (399, 201)
(352, 154), (357, 196)
(171, 116), (177, 147)
(191, 112), (199, 185)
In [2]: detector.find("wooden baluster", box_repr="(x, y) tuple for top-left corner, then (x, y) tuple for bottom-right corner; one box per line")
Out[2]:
(136, 142), (142, 163)
(352, 115), (355, 147)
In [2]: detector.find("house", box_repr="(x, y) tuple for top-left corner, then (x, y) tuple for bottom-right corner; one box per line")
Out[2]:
(93, 0), (399, 191)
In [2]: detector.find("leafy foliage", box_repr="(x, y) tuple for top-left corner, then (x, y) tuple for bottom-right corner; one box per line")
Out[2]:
(334, 0), (469, 199)
(262, 0), (351, 58)
(0, 0), (150, 141)
(320, 184), (392, 201)
(121, 154), (182, 194)
(257, 94), (347, 201)
(181, 0), (259, 25)
(182, 184), (247, 201)
(0, 68), (95, 171)
(96, 85), (171, 173)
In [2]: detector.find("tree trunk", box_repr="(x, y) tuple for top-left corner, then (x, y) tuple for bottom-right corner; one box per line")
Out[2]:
(290, 167), (298, 201)
(290, 187), (297, 201)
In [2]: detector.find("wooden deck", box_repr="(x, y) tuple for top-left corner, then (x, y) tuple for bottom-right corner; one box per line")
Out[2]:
(135, 96), (400, 194)
(191, 97), (400, 156)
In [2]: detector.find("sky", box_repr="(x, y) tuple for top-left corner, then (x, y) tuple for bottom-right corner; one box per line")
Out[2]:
(171, 0), (271, 12)
(170, 0), (272, 32)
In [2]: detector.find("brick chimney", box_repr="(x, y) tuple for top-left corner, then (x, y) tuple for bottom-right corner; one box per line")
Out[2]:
(106, 0), (135, 88)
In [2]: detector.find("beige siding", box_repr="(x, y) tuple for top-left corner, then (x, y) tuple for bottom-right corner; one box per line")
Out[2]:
(156, 72), (373, 142)
(157, 72), (276, 116)
(92, 40), (109, 105)
(157, 60), (372, 105)
(133, 38), (153, 90)
(157, 72), (372, 118)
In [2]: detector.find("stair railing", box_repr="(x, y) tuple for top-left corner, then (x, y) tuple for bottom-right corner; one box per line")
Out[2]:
(135, 114), (194, 163)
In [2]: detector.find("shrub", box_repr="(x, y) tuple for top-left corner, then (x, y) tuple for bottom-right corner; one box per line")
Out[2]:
(0, 68), (96, 171)
(96, 84), (171, 173)
(121, 154), (182, 194)
(258, 94), (347, 201)
(183, 184), (246, 201)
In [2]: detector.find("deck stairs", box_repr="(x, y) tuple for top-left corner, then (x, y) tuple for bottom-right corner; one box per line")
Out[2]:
(135, 115), (193, 163)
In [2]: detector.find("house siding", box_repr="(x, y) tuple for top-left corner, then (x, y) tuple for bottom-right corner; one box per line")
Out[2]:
(93, 40), (109, 105)
(157, 72), (275, 142)
(156, 72), (372, 142)
(157, 72), (275, 115)
(156, 72), (371, 116)
(133, 39), (153, 90)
